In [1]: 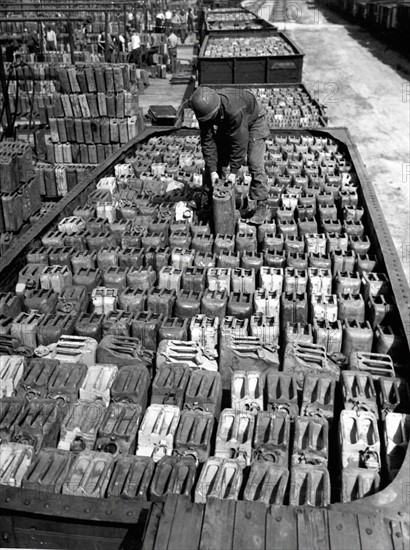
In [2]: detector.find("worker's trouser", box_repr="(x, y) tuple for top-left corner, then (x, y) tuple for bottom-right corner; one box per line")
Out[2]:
(215, 107), (270, 201)
(168, 47), (177, 73)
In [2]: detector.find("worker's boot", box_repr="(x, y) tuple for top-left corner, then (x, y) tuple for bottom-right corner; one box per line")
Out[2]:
(249, 202), (270, 225)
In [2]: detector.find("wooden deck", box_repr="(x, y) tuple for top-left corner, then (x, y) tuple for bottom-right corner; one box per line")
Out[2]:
(142, 495), (410, 550)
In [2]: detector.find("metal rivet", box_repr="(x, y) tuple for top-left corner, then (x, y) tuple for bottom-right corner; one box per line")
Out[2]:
(336, 524), (343, 531)
(366, 528), (372, 535)
(398, 512), (404, 517)
(64, 505), (70, 511)
(276, 517), (282, 522)
(85, 508), (90, 513)
(106, 510), (112, 515)
(127, 511), (133, 517)
(5, 497), (10, 503)
(24, 500), (30, 505)
(396, 532), (402, 538)
(44, 503), (50, 509)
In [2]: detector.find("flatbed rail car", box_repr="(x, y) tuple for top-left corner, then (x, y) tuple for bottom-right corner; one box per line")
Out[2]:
(198, 32), (304, 85)
(0, 126), (409, 549)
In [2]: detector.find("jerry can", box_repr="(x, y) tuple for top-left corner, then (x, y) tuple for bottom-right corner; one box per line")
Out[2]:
(266, 372), (298, 416)
(58, 400), (105, 451)
(62, 450), (114, 498)
(189, 315), (219, 354)
(171, 247), (195, 270)
(337, 293), (365, 323)
(174, 410), (214, 463)
(283, 341), (339, 390)
(280, 292), (308, 327)
(159, 317), (189, 341)
(349, 351), (395, 378)
(118, 288), (147, 314)
(341, 467), (380, 502)
(219, 317), (249, 345)
(254, 288), (280, 317)
(147, 288), (176, 317)
(253, 410), (290, 465)
(250, 314), (279, 346)
(156, 340), (217, 372)
(152, 364), (191, 408)
(136, 404), (180, 461)
(126, 266), (156, 291)
(341, 371), (378, 417)
(131, 311), (163, 352)
(0, 442), (34, 488)
(91, 287), (118, 315)
(184, 369), (222, 418)
(47, 362), (87, 404)
(71, 251), (97, 273)
(194, 457), (243, 503)
(102, 310), (132, 338)
(214, 234), (236, 255)
(219, 336), (279, 390)
(339, 410), (380, 470)
(11, 312), (43, 349)
(289, 464), (330, 506)
(207, 268), (231, 293)
(243, 461), (289, 505)
(74, 312), (104, 341)
(377, 376), (410, 417)
(301, 374), (336, 420)
(12, 398), (64, 452)
(150, 455), (197, 502)
(22, 448), (72, 494)
(292, 416), (328, 466)
(172, 291), (201, 320)
(384, 412), (410, 481)
(37, 313), (75, 346)
(182, 266), (206, 292)
(342, 320), (373, 358)
(95, 402), (142, 456)
(217, 251), (241, 269)
(231, 370), (264, 413)
(97, 335), (153, 372)
(79, 364), (118, 406)
(215, 409), (255, 466)
(106, 455), (155, 500)
(46, 335), (98, 365)
(227, 292), (254, 320)
(15, 358), (57, 400)
(56, 285), (88, 318)
(201, 289), (228, 319)
(309, 252), (332, 270)
(0, 355), (26, 398)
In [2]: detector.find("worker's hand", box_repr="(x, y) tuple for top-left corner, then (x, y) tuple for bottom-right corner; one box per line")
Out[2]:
(210, 172), (219, 185)
(227, 173), (236, 184)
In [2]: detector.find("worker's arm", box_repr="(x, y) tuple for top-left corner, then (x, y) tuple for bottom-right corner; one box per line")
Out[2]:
(226, 109), (248, 174)
(199, 122), (218, 174)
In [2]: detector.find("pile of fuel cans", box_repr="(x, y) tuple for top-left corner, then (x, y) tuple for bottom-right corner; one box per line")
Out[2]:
(0, 129), (409, 506)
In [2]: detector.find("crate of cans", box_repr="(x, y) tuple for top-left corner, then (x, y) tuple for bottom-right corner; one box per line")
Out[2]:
(198, 31), (304, 85)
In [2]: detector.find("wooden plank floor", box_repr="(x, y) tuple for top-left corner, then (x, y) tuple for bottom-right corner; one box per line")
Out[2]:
(142, 495), (410, 550)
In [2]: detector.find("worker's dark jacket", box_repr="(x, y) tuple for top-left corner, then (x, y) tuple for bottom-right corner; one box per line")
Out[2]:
(199, 88), (270, 174)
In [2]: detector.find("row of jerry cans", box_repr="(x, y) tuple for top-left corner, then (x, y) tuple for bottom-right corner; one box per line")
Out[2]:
(0, 442), (325, 505)
(45, 140), (131, 166)
(36, 89), (140, 123)
(0, 175), (42, 233)
(0, 140), (34, 193)
(56, 64), (138, 95)
(47, 116), (141, 146)
(35, 163), (95, 198)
